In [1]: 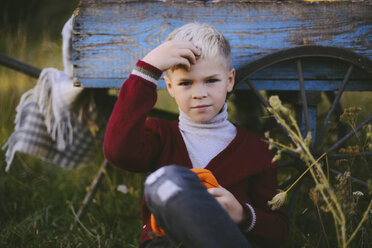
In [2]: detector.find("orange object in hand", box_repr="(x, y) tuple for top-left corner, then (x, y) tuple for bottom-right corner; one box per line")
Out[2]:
(190, 168), (219, 189)
(150, 168), (219, 237)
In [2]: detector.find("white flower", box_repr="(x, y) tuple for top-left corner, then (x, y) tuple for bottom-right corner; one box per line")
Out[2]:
(117, 184), (129, 194)
(353, 191), (364, 197)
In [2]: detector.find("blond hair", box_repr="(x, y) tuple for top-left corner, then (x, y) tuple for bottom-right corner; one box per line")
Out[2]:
(166, 23), (231, 70)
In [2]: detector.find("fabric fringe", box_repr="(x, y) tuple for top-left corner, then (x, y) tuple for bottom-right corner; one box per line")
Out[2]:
(33, 68), (83, 150)
(2, 15), (100, 172)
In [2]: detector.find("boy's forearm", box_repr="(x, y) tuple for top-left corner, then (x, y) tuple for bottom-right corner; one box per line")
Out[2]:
(103, 60), (162, 171)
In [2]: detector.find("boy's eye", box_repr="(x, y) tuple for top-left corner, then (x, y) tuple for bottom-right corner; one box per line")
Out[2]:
(179, 81), (192, 86)
(206, 78), (219, 83)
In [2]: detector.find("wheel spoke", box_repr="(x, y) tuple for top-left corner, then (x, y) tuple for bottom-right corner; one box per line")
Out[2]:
(245, 79), (296, 145)
(326, 115), (372, 154)
(327, 151), (372, 159)
(245, 79), (270, 108)
(297, 59), (310, 134)
(315, 64), (354, 149)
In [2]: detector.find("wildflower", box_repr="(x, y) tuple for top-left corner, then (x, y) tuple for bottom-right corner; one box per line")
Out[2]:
(268, 138), (275, 150)
(268, 95), (291, 115)
(353, 191), (364, 197)
(364, 125), (372, 142)
(309, 187), (319, 204)
(269, 95), (282, 111)
(117, 184), (129, 194)
(272, 149), (282, 163)
(295, 146), (302, 153)
(339, 146), (359, 156)
(271, 153), (281, 163)
(315, 183), (325, 191)
(264, 131), (270, 139)
(268, 190), (287, 210)
(335, 159), (348, 166)
(281, 106), (290, 115)
(340, 106), (362, 124)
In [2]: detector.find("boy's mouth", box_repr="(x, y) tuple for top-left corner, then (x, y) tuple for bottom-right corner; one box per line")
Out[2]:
(192, 104), (210, 108)
(192, 105), (211, 112)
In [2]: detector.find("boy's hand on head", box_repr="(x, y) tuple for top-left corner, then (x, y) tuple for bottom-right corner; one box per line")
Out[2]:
(142, 40), (200, 72)
(208, 186), (245, 224)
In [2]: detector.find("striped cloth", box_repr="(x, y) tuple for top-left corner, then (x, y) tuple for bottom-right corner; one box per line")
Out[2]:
(2, 16), (100, 172)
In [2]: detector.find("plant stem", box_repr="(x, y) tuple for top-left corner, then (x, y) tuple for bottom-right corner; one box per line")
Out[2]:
(315, 203), (330, 248)
(285, 153), (327, 193)
(271, 140), (297, 153)
(267, 98), (351, 247)
(346, 199), (372, 246)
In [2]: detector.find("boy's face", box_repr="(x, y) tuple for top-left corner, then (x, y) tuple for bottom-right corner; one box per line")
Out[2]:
(164, 57), (235, 124)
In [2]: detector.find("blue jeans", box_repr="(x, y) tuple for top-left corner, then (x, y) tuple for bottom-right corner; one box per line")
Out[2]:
(144, 165), (253, 248)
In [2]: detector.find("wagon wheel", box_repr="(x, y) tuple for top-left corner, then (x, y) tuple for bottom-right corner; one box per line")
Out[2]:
(235, 45), (372, 212)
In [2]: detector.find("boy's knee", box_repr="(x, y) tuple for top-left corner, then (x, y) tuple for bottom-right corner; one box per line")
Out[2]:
(144, 165), (197, 208)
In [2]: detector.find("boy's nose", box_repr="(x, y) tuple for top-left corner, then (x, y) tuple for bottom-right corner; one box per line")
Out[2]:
(192, 84), (207, 99)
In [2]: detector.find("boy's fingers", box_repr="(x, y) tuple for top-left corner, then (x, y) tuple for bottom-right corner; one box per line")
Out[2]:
(178, 58), (191, 71)
(192, 46), (201, 56)
(207, 187), (223, 197)
(186, 43), (200, 56)
(180, 49), (196, 64)
(176, 40), (200, 56)
(188, 44), (201, 57)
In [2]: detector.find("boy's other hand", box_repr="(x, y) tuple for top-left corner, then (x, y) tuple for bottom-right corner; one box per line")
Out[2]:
(208, 186), (245, 224)
(142, 40), (200, 72)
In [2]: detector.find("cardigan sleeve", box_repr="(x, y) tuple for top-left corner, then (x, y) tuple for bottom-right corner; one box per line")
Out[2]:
(103, 60), (164, 172)
(249, 160), (289, 246)
(239, 145), (289, 247)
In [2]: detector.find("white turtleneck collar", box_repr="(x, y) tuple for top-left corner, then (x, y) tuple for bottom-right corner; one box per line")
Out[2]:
(179, 103), (237, 168)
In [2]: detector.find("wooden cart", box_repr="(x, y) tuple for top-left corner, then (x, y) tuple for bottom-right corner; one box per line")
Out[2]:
(72, 0), (372, 236)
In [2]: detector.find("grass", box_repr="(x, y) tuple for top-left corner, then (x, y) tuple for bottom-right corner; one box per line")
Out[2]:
(1, 9), (371, 248)
(0, 154), (145, 247)
(0, 19), (146, 247)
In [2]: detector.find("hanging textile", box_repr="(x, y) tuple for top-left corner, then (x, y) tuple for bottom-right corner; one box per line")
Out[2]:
(3, 16), (101, 171)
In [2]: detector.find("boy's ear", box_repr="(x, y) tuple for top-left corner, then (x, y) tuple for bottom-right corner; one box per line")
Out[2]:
(164, 75), (175, 98)
(227, 68), (236, 93)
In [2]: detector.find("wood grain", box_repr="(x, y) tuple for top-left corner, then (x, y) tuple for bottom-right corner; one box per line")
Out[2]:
(73, 1), (372, 88)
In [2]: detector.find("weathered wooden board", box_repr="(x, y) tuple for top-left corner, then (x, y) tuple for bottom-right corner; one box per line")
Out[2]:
(72, 0), (372, 88)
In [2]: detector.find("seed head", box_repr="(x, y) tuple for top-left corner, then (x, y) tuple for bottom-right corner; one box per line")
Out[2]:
(268, 190), (287, 210)
(309, 188), (319, 205)
(269, 95), (282, 111)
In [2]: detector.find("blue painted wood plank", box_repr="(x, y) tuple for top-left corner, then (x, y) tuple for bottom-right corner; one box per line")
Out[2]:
(73, 1), (372, 88)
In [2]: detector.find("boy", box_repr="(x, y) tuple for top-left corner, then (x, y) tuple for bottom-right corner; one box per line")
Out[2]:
(104, 23), (289, 247)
